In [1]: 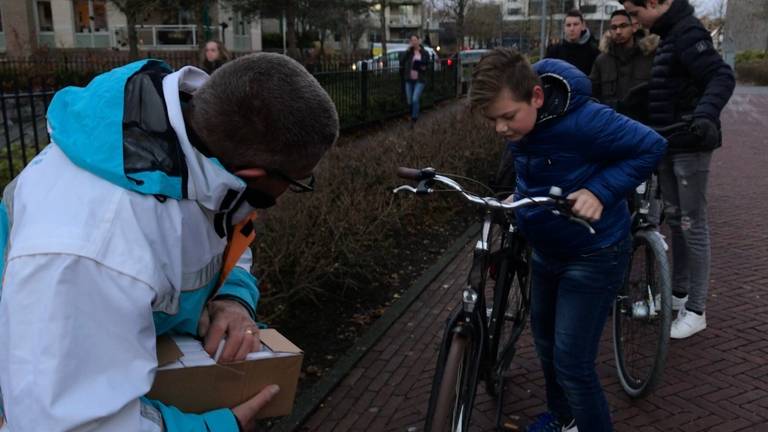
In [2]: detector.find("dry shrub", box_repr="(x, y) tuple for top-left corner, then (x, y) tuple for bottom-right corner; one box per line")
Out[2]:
(254, 103), (503, 320)
(735, 60), (768, 86)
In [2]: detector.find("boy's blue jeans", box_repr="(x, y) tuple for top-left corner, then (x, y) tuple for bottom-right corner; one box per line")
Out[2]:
(404, 80), (425, 120)
(530, 236), (631, 432)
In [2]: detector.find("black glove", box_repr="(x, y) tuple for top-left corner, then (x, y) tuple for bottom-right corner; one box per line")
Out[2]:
(690, 116), (721, 151)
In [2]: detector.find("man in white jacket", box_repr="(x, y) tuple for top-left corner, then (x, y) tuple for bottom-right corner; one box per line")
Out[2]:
(0, 53), (339, 431)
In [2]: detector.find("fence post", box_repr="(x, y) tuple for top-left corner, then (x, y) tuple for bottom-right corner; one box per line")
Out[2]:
(455, 56), (462, 98)
(360, 61), (368, 123)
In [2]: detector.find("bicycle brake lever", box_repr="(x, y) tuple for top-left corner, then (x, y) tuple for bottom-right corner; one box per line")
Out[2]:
(551, 209), (596, 235)
(569, 216), (596, 235)
(392, 185), (418, 194)
(392, 182), (433, 195)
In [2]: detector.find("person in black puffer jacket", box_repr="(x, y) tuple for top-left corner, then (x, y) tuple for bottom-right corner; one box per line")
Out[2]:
(621, 0), (735, 340)
(545, 9), (600, 76)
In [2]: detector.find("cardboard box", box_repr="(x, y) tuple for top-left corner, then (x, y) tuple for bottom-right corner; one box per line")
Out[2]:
(147, 329), (303, 419)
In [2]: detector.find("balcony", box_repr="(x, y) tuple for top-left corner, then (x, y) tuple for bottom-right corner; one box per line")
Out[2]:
(388, 15), (421, 28)
(75, 32), (111, 48)
(113, 25), (221, 50)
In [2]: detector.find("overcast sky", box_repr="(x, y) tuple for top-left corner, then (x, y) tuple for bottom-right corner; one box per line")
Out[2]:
(680, 0), (727, 17)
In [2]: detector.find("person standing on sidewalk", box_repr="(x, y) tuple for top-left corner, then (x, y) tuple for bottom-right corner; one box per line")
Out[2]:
(590, 10), (657, 118)
(545, 9), (600, 76)
(621, 0), (735, 339)
(400, 34), (430, 125)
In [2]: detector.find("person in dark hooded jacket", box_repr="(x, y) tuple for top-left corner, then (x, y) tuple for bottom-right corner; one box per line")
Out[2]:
(545, 9), (600, 76)
(470, 48), (666, 432)
(621, 0), (735, 340)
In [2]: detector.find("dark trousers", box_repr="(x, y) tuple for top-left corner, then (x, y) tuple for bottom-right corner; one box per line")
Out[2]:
(529, 236), (631, 432)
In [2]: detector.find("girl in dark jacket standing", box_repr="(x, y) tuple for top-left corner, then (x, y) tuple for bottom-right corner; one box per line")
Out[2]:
(200, 40), (231, 74)
(400, 35), (429, 124)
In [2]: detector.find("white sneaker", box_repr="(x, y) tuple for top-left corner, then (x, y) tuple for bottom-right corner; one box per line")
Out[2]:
(562, 419), (578, 432)
(672, 294), (688, 311)
(670, 308), (706, 339)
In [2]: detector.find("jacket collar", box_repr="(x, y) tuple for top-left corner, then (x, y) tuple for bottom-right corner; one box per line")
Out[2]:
(161, 67), (254, 222)
(651, 0), (695, 38)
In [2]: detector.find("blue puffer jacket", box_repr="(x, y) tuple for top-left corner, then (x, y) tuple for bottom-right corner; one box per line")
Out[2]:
(510, 59), (667, 257)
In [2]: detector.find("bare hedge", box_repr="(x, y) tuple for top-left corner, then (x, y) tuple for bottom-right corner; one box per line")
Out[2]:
(253, 103), (502, 321)
(735, 60), (768, 86)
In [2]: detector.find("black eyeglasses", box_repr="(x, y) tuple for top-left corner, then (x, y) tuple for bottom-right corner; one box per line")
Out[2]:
(264, 168), (316, 193)
(610, 23), (631, 31)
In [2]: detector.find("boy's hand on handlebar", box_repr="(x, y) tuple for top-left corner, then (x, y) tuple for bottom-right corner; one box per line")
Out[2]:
(567, 189), (603, 222)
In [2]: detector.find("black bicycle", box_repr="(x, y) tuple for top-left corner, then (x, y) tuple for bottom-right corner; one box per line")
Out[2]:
(612, 121), (692, 398)
(393, 167), (594, 431)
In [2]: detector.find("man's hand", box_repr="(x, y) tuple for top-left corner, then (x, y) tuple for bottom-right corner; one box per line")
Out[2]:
(691, 116), (720, 150)
(232, 385), (280, 431)
(567, 189), (603, 222)
(198, 299), (260, 363)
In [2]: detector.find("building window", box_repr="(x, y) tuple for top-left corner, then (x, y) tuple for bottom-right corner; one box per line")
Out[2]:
(36, 1), (54, 32)
(234, 12), (248, 36)
(580, 5), (598, 14)
(507, 7), (522, 16)
(74, 0), (108, 33)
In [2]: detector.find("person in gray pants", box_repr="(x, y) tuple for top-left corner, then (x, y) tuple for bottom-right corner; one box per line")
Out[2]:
(621, 0), (735, 339)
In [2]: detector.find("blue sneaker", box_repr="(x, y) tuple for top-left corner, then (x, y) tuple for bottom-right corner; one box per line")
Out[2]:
(526, 413), (579, 432)
(526, 412), (562, 432)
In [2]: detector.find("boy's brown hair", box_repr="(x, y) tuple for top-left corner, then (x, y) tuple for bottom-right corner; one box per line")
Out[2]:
(469, 48), (542, 114)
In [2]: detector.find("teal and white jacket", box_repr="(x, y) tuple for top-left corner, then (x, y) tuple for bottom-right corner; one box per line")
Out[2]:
(0, 60), (260, 431)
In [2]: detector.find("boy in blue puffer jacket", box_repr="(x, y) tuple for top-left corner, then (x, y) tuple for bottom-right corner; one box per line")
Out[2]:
(469, 48), (667, 432)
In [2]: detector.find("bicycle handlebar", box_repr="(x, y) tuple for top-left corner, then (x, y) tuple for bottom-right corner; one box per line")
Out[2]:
(653, 121), (691, 136)
(393, 167), (595, 234)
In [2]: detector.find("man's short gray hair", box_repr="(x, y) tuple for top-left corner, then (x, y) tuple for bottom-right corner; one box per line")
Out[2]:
(191, 52), (339, 174)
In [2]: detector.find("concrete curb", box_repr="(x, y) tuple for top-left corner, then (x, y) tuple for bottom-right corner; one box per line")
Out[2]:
(270, 223), (481, 432)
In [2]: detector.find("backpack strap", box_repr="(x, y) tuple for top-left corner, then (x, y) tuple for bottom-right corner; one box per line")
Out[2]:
(214, 211), (258, 293)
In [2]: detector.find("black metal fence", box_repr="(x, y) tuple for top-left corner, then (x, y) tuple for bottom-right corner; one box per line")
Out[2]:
(0, 56), (459, 185)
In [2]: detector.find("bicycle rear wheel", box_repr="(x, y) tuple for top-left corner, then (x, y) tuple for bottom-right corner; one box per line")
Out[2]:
(426, 332), (477, 431)
(613, 229), (672, 398)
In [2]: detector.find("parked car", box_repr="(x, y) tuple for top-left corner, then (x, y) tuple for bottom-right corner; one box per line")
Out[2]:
(457, 49), (490, 83)
(353, 45), (440, 72)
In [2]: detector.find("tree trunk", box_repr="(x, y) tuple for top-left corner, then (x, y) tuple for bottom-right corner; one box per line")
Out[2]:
(379, 1), (388, 62)
(127, 10), (140, 59)
(286, 1), (300, 58)
(196, 1), (208, 49)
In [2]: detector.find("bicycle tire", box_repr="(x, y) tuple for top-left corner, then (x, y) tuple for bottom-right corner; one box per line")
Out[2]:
(613, 229), (672, 398)
(427, 332), (474, 431)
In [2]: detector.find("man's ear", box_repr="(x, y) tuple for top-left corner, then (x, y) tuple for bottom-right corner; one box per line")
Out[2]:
(531, 85), (545, 109)
(233, 168), (268, 182)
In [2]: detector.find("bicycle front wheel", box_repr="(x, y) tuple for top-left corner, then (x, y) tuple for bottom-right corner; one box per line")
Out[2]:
(427, 332), (477, 431)
(613, 229), (672, 398)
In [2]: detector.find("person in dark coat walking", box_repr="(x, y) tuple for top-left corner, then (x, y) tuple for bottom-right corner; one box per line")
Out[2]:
(545, 9), (600, 76)
(399, 34), (430, 123)
(621, 0), (735, 340)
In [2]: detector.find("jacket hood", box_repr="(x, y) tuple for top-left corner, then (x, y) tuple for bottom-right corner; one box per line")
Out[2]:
(532, 59), (592, 123)
(46, 60), (249, 215)
(565, 28), (594, 46)
(600, 29), (659, 56)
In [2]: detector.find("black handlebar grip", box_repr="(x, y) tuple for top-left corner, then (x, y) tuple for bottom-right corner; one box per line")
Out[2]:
(397, 167), (425, 180)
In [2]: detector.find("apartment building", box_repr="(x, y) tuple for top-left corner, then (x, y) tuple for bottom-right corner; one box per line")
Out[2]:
(0, 0), (262, 56)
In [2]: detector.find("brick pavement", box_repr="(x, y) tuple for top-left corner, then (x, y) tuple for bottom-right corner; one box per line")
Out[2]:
(300, 87), (768, 432)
